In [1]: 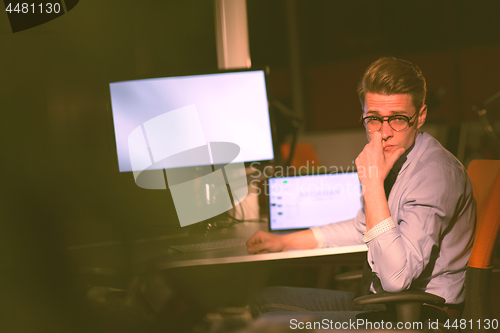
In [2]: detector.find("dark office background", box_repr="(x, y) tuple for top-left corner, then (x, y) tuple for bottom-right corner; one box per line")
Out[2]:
(1, 0), (499, 331)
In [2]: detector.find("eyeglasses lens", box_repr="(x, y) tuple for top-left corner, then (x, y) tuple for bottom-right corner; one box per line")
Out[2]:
(390, 117), (408, 131)
(364, 117), (409, 132)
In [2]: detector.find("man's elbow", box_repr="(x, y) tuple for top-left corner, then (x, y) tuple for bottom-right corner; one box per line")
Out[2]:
(381, 283), (411, 293)
(380, 275), (412, 293)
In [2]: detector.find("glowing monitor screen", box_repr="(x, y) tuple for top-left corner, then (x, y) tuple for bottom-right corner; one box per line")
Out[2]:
(109, 70), (273, 172)
(269, 172), (362, 231)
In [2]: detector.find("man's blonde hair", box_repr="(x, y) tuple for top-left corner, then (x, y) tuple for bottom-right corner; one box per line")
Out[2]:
(358, 57), (427, 111)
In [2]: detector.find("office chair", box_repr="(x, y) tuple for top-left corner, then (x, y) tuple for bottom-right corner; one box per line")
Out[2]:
(348, 159), (500, 329)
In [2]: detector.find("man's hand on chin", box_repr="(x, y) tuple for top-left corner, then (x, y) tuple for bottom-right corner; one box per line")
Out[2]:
(356, 131), (404, 230)
(355, 131), (405, 190)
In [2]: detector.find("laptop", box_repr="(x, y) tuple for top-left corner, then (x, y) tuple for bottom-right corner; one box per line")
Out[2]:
(268, 172), (362, 232)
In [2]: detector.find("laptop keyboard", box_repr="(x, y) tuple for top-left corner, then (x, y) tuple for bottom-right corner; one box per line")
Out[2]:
(170, 238), (248, 253)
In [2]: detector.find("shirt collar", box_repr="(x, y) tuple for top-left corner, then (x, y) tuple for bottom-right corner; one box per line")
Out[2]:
(391, 140), (415, 175)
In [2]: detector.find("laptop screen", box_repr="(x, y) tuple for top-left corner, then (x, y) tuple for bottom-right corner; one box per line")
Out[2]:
(269, 172), (362, 231)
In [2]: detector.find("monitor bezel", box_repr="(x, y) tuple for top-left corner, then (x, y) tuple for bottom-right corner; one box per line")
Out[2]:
(107, 66), (278, 173)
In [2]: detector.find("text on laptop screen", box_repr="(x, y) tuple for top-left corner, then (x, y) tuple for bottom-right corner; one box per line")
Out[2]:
(269, 172), (362, 231)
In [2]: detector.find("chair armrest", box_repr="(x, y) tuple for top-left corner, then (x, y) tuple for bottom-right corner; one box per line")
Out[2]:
(352, 290), (445, 305)
(353, 291), (445, 323)
(334, 269), (363, 282)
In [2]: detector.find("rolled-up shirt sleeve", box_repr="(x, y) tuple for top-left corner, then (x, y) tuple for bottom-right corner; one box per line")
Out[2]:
(363, 216), (396, 243)
(366, 165), (467, 293)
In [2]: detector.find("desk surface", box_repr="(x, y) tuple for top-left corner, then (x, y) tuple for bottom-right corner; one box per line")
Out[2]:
(141, 222), (368, 271)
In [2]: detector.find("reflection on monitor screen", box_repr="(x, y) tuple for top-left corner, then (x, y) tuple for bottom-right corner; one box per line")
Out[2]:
(109, 70), (274, 172)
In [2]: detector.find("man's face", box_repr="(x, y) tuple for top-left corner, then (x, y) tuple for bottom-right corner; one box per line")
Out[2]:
(363, 93), (427, 158)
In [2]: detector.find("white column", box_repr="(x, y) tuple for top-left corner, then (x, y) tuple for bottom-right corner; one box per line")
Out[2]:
(214, 0), (251, 70)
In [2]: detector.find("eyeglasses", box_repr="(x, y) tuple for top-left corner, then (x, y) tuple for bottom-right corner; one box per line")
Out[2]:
(360, 112), (418, 132)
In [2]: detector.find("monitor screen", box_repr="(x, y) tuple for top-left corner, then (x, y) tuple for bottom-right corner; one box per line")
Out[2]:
(269, 172), (362, 231)
(109, 70), (274, 172)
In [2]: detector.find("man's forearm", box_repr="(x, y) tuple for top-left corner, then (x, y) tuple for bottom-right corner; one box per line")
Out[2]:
(363, 183), (391, 231)
(282, 229), (318, 250)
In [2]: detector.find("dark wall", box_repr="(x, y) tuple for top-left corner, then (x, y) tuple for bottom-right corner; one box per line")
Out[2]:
(1, 1), (217, 331)
(2, 0), (218, 233)
(248, 0), (500, 132)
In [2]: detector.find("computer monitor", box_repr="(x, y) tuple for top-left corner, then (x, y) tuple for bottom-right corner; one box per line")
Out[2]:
(268, 172), (362, 231)
(108, 69), (274, 227)
(109, 70), (274, 173)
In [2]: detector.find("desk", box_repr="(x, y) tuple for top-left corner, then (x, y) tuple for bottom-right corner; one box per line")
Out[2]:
(126, 222), (367, 313)
(68, 221), (367, 279)
(70, 221), (369, 326)
(138, 222), (367, 271)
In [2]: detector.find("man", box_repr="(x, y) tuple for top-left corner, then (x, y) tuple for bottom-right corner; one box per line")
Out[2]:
(247, 57), (475, 320)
